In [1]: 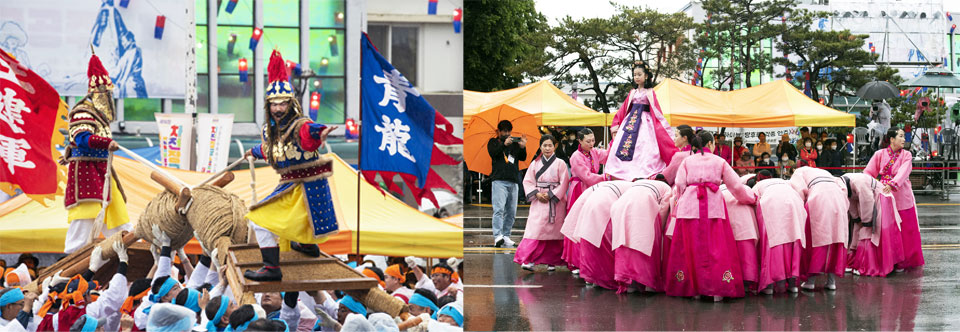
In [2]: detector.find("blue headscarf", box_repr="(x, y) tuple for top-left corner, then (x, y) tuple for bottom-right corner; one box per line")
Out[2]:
(79, 314), (99, 332)
(337, 295), (367, 317)
(408, 293), (439, 319)
(181, 288), (201, 313)
(438, 304), (464, 327)
(144, 277), (178, 314)
(206, 296), (231, 332)
(0, 288), (24, 306)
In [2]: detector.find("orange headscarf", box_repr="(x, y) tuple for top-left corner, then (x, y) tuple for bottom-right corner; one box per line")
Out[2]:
(362, 268), (385, 288)
(37, 290), (59, 317)
(59, 275), (88, 310)
(120, 288), (150, 316)
(385, 264), (405, 283)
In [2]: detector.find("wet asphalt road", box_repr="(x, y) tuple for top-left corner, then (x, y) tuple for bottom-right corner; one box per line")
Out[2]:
(464, 195), (960, 331)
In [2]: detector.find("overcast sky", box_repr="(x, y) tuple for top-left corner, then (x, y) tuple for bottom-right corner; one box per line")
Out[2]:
(534, 0), (687, 25)
(536, 0), (960, 25)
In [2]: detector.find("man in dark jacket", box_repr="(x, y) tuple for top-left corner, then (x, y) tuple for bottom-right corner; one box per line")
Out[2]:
(488, 120), (527, 248)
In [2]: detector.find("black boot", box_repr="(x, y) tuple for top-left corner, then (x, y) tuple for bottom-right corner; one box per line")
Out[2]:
(291, 241), (321, 257)
(244, 247), (282, 281)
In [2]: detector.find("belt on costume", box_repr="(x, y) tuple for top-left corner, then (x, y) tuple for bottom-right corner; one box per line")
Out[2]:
(808, 176), (840, 189)
(280, 164), (333, 182)
(537, 182), (560, 189)
(686, 182), (719, 199)
(70, 146), (109, 159)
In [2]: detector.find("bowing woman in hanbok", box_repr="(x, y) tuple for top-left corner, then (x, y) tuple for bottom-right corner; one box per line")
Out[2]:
(515, 135), (570, 272)
(605, 60), (679, 181)
(610, 178), (672, 293)
(664, 131), (756, 301)
(563, 128), (609, 275)
(863, 128), (924, 270)
(789, 166), (849, 291)
(843, 172), (905, 277)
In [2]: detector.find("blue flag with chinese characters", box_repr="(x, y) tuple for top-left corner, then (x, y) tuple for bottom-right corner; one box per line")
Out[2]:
(359, 33), (435, 188)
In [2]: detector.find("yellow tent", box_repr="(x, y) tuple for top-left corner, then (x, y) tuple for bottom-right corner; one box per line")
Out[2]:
(464, 80), (612, 126)
(653, 79), (855, 128)
(0, 155), (463, 258)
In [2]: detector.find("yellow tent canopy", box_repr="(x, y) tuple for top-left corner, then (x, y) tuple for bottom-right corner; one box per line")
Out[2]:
(464, 80), (612, 126)
(653, 79), (855, 128)
(0, 155), (462, 258)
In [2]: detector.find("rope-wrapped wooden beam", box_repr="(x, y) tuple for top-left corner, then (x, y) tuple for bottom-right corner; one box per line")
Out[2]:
(25, 231), (139, 293)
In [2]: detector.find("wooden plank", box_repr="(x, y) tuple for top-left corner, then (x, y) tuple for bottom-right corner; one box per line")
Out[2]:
(235, 258), (338, 268)
(240, 278), (378, 293)
(225, 252), (247, 303)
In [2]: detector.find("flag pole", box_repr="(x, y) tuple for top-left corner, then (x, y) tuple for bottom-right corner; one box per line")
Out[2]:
(355, 35), (364, 264)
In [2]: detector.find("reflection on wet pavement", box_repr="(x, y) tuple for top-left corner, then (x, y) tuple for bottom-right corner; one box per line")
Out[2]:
(465, 249), (960, 331)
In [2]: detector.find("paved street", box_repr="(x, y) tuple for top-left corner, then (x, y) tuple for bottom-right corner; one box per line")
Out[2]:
(464, 194), (960, 331)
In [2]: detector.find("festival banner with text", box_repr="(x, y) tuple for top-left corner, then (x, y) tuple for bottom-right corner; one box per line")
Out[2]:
(155, 113), (194, 170)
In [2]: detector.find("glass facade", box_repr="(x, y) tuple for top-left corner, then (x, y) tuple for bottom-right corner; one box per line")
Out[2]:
(122, 0), (347, 126)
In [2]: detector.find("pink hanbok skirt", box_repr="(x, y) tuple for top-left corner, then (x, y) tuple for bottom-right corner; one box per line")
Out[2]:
(566, 178), (586, 211)
(663, 214), (745, 298)
(801, 215), (846, 277)
(756, 205), (803, 292)
(514, 239), (565, 266)
(562, 237), (581, 271)
(614, 215), (664, 293)
(896, 206), (924, 270)
(578, 222), (617, 290)
(850, 195), (906, 277)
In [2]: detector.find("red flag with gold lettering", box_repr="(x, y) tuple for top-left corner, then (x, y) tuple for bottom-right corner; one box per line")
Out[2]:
(0, 48), (68, 205)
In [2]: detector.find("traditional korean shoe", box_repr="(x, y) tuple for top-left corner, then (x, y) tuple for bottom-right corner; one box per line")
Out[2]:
(713, 296), (724, 302)
(244, 247), (282, 281)
(571, 269), (580, 276)
(291, 242), (321, 257)
(895, 268), (905, 273)
(762, 287), (774, 295)
(644, 286), (655, 292)
(521, 263), (534, 271)
(788, 286), (799, 293)
(546, 265), (556, 272)
(852, 269), (861, 276)
(800, 281), (816, 290)
(825, 274), (837, 290)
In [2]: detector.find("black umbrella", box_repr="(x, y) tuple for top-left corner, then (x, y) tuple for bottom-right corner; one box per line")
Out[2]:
(856, 80), (900, 100)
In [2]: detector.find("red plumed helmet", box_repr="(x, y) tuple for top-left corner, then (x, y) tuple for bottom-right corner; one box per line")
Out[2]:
(265, 49), (294, 101)
(87, 54), (114, 93)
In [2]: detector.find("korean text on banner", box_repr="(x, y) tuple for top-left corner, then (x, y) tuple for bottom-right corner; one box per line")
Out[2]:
(0, 48), (68, 204)
(155, 113), (194, 170)
(359, 33), (435, 188)
(195, 113), (234, 173)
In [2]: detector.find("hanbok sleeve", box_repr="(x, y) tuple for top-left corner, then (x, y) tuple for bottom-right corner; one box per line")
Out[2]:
(889, 150), (913, 190)
(721, 162), (756, 205)
(522, 160), (539, 201)
(857, 179), (878, 224)
(551, 162), (570, 202)
(596, 148), (609, 164)
(571, 154), (604, 187)
(863, 151), (881, 178)
(789, 169), (809, 201)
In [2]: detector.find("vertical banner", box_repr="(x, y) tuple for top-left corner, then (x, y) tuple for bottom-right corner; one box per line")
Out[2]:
(155, 113), (194, 170)
(195, 113), (235, 173)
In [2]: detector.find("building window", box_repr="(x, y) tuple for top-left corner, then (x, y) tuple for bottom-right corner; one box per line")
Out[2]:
(308, 0), (347, 124)
(368, 24), (420, 87)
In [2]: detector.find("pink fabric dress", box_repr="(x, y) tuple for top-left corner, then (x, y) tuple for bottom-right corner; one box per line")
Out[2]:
(720, 175), (760, 288)
(790, 167), (849, 278)
(610, 180), (673, 293)
(663, 152), (756, 298)
(566, 180), (636, 290)
(863, 148), (924, 270)
(515, 154), (570, 267)
(605, 88), (678, 181)
(661, 150), (693, 186)
(844, 173), (905, 277)
(753, 178), (807, 292)
(563, 146), (608, 270)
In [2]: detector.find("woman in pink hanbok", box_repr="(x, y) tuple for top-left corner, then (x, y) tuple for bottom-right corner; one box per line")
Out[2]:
(564, 180), (636, 290)
(610, 179), (673, 293)
(664, 132), (756, 301)
(843, 172), (905, 277)
(660, 125), (696, 186)
(863, 128), (924, 270)
(563, 128), (609, 275)
(789, 166), (849, 291)
(515, 135), (570, 271)
(720, 174), (761, 293)
(752, 170), (807, 294)
(605, 61), (679, 181)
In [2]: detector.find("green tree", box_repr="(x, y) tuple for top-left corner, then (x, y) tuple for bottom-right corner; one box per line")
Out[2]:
(775, 10), (876, 104)
(464, 0), (552, 92)
(548, 5), (697, 112)
(695, 0), (796, 89)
